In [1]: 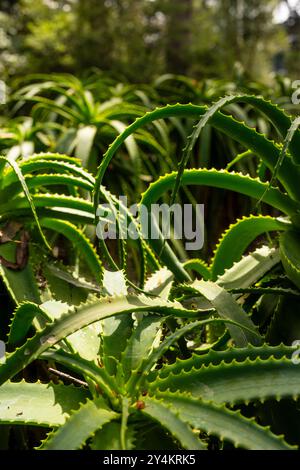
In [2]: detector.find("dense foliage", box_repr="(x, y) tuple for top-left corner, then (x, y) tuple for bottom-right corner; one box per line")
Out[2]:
(0, 74), (300, 450)
(1, 0), (300, 81)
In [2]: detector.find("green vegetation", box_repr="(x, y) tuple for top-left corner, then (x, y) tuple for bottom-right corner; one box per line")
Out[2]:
(0, 73), (300, 450)
(1, 0), (300, 82)
(1, 0), (300, 453)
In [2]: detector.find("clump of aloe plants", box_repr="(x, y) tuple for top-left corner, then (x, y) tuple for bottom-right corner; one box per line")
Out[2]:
(0, 77), (300, 449)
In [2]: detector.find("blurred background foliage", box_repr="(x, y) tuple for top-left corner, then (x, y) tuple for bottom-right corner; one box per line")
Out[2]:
(0, 0), (300, 83)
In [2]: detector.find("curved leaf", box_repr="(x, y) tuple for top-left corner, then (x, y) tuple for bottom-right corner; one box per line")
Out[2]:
(141, 397), (206, 450)
(40, 397), (118, 450)
(211, 216), (290, 279)
(156, 393), (293, 450)
(280, 230), (300, 289)
(40, 218), (103, 285)
(149, 356), (300, 405)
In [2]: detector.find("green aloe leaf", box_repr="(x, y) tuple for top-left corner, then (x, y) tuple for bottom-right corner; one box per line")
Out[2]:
(155, 393), (293, 450)
(152, 344), (295, 380)
(90, 422), (136, 450)
(0, 243), (40, 304)
(0, 295), (200, 385)
(211, 216), (290, 279)
(94, 102), (300, 208)
(0, 156), (50, 250)
(39, 397), (119, 450)
(40, 218), (103, 285)
(8, 302), (47, 345)
(280, 230), (300, 289)
(180, 279), (261, 346)
(141, 397), (206, 450)
(217, 245), (280, 290)
(0, 381), (89, 427)
(149, 355), (300, 405)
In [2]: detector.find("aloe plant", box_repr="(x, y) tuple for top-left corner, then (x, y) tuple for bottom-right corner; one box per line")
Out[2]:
(1, 265), (299, 450)
(10, 74), (171, 198)
(93, 95), (300, 284)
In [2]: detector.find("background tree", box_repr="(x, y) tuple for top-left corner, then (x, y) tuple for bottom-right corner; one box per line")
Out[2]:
(162, 0), (193, 74)
(73, 0), (114, 73)
(216, 0), (287, 80)
(283, 0), (300, 76)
